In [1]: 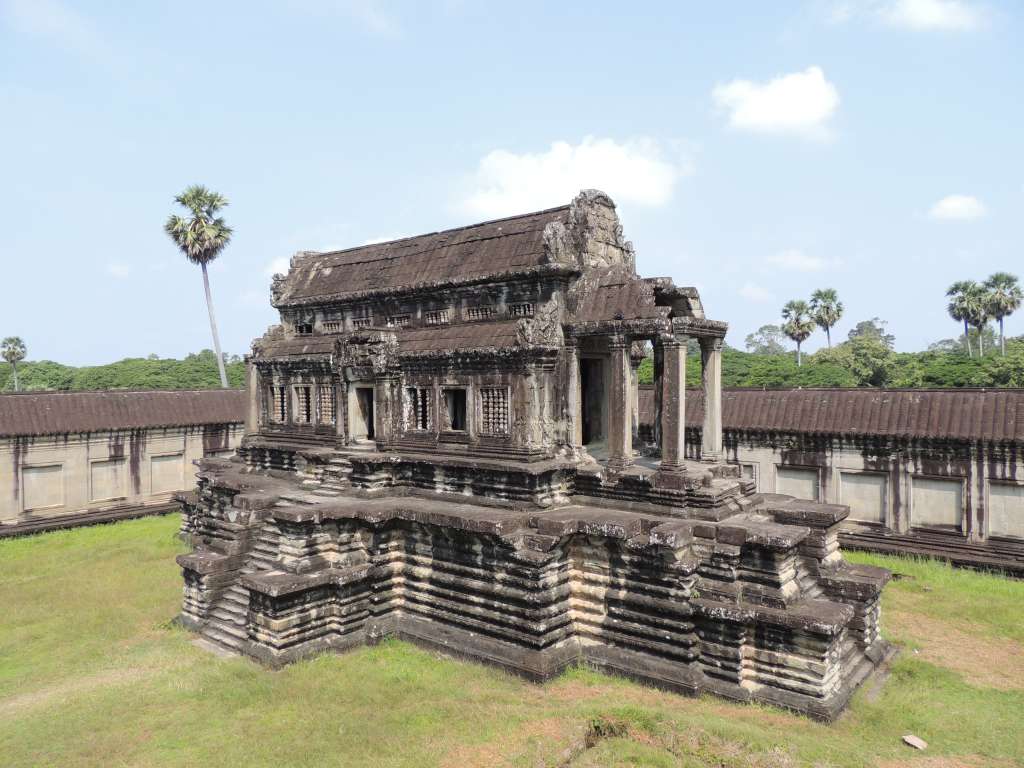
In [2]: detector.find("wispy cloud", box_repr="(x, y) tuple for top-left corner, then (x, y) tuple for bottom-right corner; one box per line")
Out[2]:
(828, 0), (985, 31)
(712, 66), (840, 140)
(105, 262), (131, 279)
(738, 282), (775, 303)
(265, 256), (292, 277)
(928, 194), (987, 220)
(291, 0), (402, 37)
(765, 249), (839, 272)
(458, 136), (692, 219)
(1, 0), (106, 58)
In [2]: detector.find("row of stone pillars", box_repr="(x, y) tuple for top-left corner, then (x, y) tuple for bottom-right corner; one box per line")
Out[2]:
(566, 332), (724, 475)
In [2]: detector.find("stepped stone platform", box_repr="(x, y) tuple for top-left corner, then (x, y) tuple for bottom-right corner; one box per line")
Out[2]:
(177, 454), (891, 721)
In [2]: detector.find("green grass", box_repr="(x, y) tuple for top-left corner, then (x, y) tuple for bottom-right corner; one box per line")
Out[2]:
(846, 549), (1024, 643)
(2, 516), (1023, 768)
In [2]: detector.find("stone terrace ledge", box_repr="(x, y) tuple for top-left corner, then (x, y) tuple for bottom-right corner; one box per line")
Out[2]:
(178, 459), (891, 721)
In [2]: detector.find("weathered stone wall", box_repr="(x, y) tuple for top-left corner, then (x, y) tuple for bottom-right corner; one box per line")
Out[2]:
(178, 459), (890, 721)
(0, 423), (243, 527)
(644, 425), (1024, 573)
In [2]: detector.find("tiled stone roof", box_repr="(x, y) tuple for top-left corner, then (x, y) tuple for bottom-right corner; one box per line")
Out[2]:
(639, 386), (1024, 443)
(273, 206), (570, 306)
(0, 389), (246, 438)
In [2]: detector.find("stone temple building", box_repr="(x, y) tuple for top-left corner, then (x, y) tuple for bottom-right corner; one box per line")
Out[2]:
(178, 190), (891, 720)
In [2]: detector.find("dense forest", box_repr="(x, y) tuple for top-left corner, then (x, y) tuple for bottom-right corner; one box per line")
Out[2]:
(0, 350), (246, 392)
(2, 335), (1022, 394)
(638, 329), (1024, 389)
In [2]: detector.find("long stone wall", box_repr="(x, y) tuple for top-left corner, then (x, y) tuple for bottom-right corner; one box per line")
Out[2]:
(710, 431), (1024, 574)
(0, 424), (243, 532)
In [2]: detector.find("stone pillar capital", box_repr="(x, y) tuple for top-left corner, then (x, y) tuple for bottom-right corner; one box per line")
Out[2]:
(699, 335), (724, 352)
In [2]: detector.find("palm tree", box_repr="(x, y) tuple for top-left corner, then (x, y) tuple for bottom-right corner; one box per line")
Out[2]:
(781, 300), (815, 366)
(946, 280), (982, 358)
(984, 272), (1022, 356)
(809, 288), (843, 348)
(165, 185), (233, 388)
(2, 336), (26, 391)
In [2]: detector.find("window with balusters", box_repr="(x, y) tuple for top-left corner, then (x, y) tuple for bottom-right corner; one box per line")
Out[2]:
(480, 387), (509, 435)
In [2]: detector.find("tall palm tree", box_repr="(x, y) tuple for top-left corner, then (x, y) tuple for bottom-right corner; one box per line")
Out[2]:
(809, 288), (843, 349)
(984, 272), (1022, 357)
(946, 280), (981, 358)
(2, 336), (26, 391)
(165, 185), (233, 388)
(781, 300), (815, 367)
(973, 289), (991, 356)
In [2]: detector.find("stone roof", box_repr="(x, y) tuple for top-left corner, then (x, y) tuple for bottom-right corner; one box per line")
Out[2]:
(570, 273), (671, 324)
(639, 386), (1024, 444)
(0, 389), (246, 438)
(273, 206), (571, 307)
(398, 320), (525, 356)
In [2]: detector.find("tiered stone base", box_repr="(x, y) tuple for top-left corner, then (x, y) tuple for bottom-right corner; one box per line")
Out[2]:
(178, 454), (890, 721)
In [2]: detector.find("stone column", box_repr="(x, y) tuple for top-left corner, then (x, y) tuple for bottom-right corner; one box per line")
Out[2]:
(700, 336), (724, 462)
(565, 340), (583, 451)
(335, 380), (347, 444)
(657, 336), (687, 472)
(245, 361), (260, 435)
(606, 335), (633, 471)
(629, 344), (644, 447)
(373, 374), (396, 451)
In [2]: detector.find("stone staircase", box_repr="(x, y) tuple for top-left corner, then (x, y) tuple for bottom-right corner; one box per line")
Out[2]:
(202, 581), (251, 652)
(309, 455), (354, 496)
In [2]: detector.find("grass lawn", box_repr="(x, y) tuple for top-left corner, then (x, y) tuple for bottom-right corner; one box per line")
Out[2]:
(1, 515), (1022, 768)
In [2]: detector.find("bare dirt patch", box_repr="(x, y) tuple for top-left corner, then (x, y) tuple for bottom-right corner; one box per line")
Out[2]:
(439, 715), (582, 768)
(888, 608), (1024, 690)
(878, 756), (1020, 768)
(0, 656), (189, 718)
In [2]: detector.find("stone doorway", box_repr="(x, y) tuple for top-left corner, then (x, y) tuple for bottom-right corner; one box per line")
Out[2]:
(580, 357), (605, 447)
(354, 387), (375, 441)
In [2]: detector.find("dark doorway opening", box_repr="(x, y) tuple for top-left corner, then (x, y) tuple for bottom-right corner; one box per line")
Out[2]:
(443, 388), (467, 431)
(580, 358), (605, 446)
(356, 387), (375, 440)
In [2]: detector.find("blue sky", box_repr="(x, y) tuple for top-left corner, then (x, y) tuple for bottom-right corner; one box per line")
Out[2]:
(1, 0), (1021, 364)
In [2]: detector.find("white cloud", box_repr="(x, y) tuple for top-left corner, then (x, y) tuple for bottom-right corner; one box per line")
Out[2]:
(880, 0), (982, 30)
(2, 0), (105, 58)
(928, 194), (987, 220)
(265, 256), (291, 277)
(738, 282), (775, 303)
(827, 1), (984, 31)
(459, 136), (690, 219)
(766, 249), (837, 272)
(362, 234), (406, 245)
(105, 262), (131, 279)
(712, 67), (839, 139)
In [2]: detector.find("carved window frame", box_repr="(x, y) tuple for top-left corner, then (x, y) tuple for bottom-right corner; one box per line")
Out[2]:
(293, 384), (313, 424)
(405, 386), (432, 432)
(479, 386), (510, 436)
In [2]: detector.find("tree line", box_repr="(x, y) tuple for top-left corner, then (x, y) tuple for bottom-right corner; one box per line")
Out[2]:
(0, 349), (245, 392)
